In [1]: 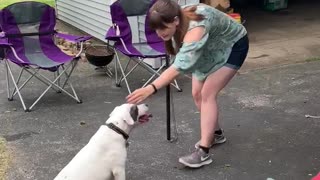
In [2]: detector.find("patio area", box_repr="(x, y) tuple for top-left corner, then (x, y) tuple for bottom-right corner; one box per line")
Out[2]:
(0, 0), (320, 179)
(0, 56), (319, 179)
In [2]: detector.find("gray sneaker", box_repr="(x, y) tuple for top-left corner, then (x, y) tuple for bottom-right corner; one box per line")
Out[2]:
(179, 148), (213, 168)
(194, 130), (227, 149)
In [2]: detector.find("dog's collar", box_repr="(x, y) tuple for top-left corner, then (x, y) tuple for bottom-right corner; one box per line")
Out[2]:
(106, 123), (129, 140)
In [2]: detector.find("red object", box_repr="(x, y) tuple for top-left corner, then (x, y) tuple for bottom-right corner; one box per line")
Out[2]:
(228, 13), (241, 19)
(312, 173), (320, 180)
(228, 13), (241, 23)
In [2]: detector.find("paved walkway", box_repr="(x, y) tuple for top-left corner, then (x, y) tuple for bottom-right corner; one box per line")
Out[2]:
(0, 59), (319, 179)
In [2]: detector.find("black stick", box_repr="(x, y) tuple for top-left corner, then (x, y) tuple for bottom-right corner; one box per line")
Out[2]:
(165, 56), (171, 141)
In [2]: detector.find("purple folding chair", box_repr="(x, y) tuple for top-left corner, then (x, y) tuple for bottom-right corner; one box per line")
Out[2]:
(0, 1), (91, 112)
(106, 0), (181, 94)
(106, 0), (181, 141)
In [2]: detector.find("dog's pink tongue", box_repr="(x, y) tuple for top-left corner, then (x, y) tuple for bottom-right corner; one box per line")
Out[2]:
(139, 114), (152, 123)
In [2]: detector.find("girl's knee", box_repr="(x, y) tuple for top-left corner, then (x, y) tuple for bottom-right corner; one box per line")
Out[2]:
(201, 90), (218, 103)
(192, 89), (201, 101)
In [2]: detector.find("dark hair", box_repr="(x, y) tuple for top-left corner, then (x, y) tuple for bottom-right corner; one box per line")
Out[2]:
(149, 0), (204, 55)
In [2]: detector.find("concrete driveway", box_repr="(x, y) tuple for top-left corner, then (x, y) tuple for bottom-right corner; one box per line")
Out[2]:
(0, 58), (319, 180)
(1, 1), (320, 179)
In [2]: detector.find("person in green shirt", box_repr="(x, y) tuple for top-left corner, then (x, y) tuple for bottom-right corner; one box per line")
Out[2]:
(127, 0), (249, 168)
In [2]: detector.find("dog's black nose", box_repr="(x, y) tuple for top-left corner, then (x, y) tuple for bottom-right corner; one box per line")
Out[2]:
(145, 104), (149, 107)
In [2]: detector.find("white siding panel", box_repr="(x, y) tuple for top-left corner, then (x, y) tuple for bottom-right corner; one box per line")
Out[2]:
(58, 1), (111, 19)
(56, 0), (112, 42)
(56, 0), (199, 43)
(58, 7), (111, 27)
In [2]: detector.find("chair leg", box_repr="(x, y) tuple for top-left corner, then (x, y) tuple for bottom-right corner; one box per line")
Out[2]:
(117, 58), (131, 85)
(5, 60), (28, 111)
(10, 68), (23, 98)
(173, 79), (182, 92)
(119, 59), (141, 84)
(114, 51), (132, 94)
(11, 68), (59, 97)
(60, 62), (76, 89)
(26, 62), (81, 111)
(55, 68), (62, 93)
(137, 60), (182, 91)
(142, 63), (166, 87)
(8, 65), (59, 103)
(60, 63), (81, 103)
(113, 53), (182, 94)
(5, 60), (11, 101)
(105, 66), (113, 78)
(11, 67), (63, 98)
(114, 48), (118, 86)
(4, 59), (81, 111)
(28, 77), (57, 111)
(11, 69), (39, 99)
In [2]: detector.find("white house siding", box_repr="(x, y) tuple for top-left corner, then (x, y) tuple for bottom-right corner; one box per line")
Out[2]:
(56, 0), (199, 43)
(56, 0), (112, 42)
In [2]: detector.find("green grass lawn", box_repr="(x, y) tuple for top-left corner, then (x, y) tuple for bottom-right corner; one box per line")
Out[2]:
(0, 0), (55, 9)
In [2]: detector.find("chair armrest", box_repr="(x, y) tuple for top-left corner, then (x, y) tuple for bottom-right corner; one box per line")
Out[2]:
(0, 36), (24, 62)
(0, 32), (5, 38)
(0, 32), (12, 47)
(0, 37), (12, 47)
(55, 32), (92, 43)
(105, 25), (121, 41)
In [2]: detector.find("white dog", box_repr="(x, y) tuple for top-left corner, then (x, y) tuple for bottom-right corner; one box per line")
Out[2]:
(54, 104), (151, 180)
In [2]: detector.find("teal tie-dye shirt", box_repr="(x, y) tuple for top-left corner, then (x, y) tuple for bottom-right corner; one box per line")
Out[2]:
(172, 4), (247, 81)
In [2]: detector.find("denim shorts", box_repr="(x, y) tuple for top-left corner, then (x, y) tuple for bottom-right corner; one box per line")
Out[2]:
(224, 34), (249, 70)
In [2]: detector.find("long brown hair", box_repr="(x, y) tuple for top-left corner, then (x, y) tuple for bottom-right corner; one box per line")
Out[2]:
(149, 0), (204, 55)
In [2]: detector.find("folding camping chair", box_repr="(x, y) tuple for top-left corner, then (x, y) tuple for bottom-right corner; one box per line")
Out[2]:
(0, 1), (91, 112)
(106, 0), (182, 94)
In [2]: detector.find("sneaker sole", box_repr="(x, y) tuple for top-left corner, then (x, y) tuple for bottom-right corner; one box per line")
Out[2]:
(214, 137), (227, 145)
(194, 137), (227, 149)
(178, 158), (213, 168)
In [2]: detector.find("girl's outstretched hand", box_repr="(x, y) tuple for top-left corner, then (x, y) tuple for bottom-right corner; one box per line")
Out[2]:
(126, 85), (154, 104)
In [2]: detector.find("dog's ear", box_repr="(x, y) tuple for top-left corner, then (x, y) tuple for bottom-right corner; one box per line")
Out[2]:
(124, 105), (138, 125)
(130, 105), (139, 122)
